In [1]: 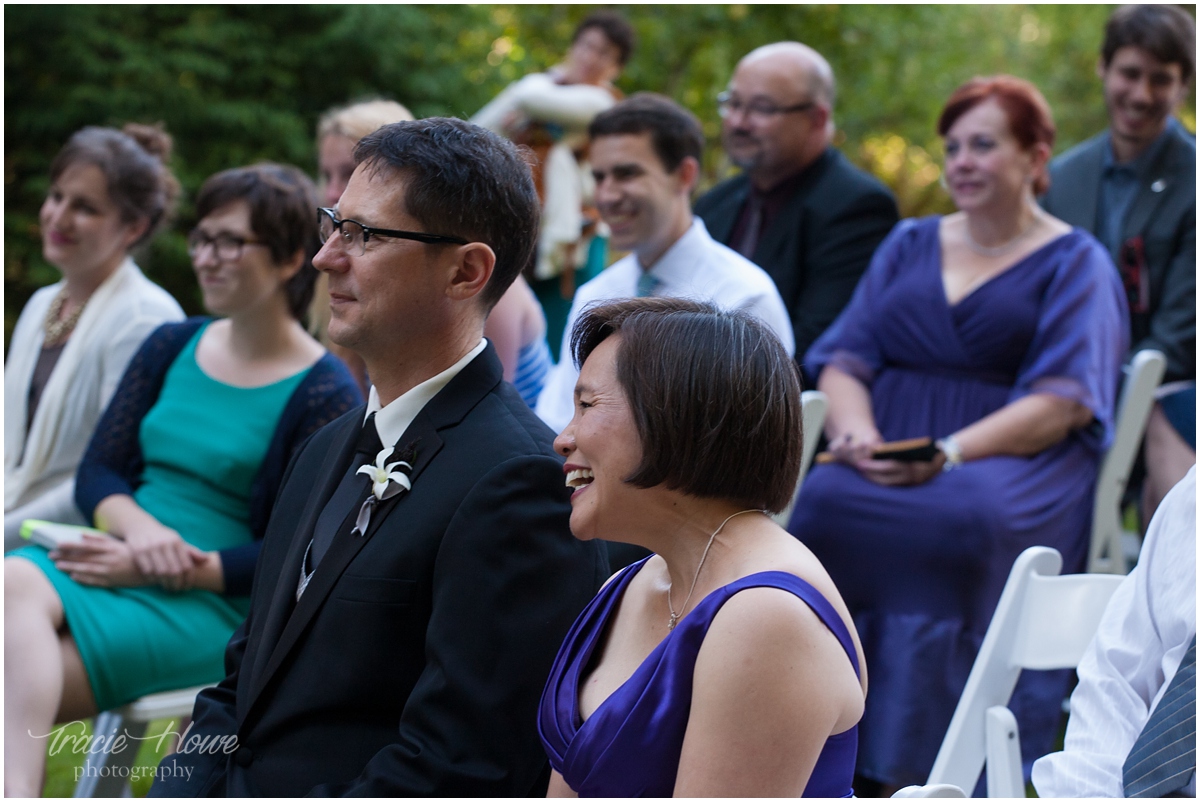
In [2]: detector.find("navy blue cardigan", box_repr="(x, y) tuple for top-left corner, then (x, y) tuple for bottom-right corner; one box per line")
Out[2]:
(75, 318), (362, 596)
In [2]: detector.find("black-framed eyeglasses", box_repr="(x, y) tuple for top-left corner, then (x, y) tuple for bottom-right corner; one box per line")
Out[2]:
(716, 91), (816, 120)
(318, 207), (468, 257)
(186, 230), (267, 262)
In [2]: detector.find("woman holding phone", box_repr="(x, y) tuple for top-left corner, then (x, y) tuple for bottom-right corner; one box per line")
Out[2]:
(788, 76), (1127, 791)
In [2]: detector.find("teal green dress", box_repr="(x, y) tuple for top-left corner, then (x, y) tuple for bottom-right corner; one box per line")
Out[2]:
(12, 324), (308, 710)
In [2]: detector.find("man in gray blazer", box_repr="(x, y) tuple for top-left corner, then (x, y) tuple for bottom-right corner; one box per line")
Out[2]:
(1041, 4), (1195, 520)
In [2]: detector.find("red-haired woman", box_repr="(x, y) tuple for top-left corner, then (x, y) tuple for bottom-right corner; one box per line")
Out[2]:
(788, 76), (1128, 791)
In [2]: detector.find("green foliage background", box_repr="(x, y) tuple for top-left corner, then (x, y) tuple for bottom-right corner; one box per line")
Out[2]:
(6, 4), (1196, 343)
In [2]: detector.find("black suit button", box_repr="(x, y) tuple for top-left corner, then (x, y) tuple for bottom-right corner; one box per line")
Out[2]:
(234, 746), (254, 767)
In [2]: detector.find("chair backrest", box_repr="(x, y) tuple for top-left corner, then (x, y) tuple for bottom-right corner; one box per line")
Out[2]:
(927, 547), (1124, 794)
(772, 390), (828, 527)
(1090, 349), (1166, 574)
(892, 784), (968, 798)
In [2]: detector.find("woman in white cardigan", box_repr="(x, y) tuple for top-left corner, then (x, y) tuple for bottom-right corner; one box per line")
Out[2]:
(4, 124), (184, 549)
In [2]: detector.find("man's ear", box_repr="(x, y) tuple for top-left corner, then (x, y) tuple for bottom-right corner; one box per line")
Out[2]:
(1096, 57), (1109, 81)
(446, 242), (496, 302)
(676, 156), (700, 195)
(810, 103), (832, 136)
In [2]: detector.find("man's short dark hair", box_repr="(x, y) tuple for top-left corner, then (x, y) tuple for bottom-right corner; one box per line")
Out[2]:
(195, 162), (321, 321)
(588, 93), (705, 174)
(571, 298), (803, 513)
(573, 10), (636, 66)
(354, 118), (539, 311)
(1102, 5), (1195, 84)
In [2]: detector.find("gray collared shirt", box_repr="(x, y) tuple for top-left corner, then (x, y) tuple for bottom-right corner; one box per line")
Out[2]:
(1096, 120), (1177, 255)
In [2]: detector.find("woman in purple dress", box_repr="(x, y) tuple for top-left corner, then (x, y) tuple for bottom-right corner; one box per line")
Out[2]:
(789, 76), (1127, 792)
(539, 298), (866, 797)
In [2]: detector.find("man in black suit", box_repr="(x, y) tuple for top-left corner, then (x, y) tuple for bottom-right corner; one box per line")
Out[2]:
(1040, 4), (1195, 520)
(694, 41), (898, 369)
(151, 119), (608, 796)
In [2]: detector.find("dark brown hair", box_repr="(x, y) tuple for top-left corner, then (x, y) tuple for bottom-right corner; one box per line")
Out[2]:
(354, 118), (539, 311)
(573, 10), (636, 66)
(936, 75), (1056, 195)
(588, 93), (705, 174)
(194, 163), (321, 320)
(49, 123), (181, 246)
(571, 298), (803, 513)
(1103, 5), (1195, 84)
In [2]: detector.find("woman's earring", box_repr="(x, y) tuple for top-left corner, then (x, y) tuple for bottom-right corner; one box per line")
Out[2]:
(938, 172), (949, 191)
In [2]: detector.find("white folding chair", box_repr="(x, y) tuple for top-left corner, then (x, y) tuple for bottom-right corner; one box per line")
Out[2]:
(1089, 349), (1166, 574)
(892, 783), (968, 798)
(772, 390), (828, 527)
(926, 547), (1123, 797)
(73, 685), (211, 797)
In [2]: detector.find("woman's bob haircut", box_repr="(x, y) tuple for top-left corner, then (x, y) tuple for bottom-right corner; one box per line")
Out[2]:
(570, 297), (803, 513)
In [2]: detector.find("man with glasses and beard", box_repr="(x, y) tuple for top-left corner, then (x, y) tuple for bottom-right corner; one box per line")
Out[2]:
(695, 42), (899, 369)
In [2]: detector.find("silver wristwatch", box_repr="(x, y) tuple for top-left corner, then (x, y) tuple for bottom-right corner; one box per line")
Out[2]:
(936, 436), (964, 471)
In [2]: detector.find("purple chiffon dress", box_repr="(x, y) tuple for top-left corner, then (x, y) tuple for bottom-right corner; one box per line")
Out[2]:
(789, 216), (1127, 787)
(538, 556), (860, 797)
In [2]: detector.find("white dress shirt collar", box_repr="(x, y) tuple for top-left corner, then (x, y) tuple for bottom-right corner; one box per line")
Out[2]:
(642, 218), (714, 289)
(365, 338), (488, 447)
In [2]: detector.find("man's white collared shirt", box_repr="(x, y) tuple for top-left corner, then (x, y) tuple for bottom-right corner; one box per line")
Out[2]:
(366, 338), (489, 448)
(535, 218), (795, 432)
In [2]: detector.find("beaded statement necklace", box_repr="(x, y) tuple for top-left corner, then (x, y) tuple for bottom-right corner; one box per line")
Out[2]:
(42, 288), (88, 348)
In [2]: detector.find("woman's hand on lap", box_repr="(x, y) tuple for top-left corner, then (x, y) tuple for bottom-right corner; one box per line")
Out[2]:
(829, 428), (883, 464)
(857, 454), (946, 486)
(51, 534), (145, 587)
(120, 520), (196, 590)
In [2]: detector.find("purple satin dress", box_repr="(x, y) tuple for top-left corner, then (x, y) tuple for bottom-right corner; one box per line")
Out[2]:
(789, 216), (1127, 787)
(538, 557), (860, 797)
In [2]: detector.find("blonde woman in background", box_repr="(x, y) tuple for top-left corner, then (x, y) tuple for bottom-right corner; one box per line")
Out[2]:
(4, 124), (185, 550)
(315, 99), (553, 406)
(313, 99), (414, 395)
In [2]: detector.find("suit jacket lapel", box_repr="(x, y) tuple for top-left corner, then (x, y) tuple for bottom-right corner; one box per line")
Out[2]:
(1057, 136), (1107, 231)
(244, 412), (362, 703)
(751, 150), (831, 289)
(244, 346), (502, 715)
(703, 178), (750, 244)
(1122, 130), (1183, 243)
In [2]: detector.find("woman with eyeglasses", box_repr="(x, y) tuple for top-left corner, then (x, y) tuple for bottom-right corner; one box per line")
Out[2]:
(4, 163), (360, 797)
(4, 124), (185, 552)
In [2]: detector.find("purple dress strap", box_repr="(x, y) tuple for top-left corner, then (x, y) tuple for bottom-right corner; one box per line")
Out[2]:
(538, 557), (859, 797)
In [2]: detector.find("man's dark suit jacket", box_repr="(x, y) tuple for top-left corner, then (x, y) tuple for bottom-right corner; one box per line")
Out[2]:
(694, 147), (899, 369)
(151, 345), (608, 797)
(1041, 122), (1196, 383)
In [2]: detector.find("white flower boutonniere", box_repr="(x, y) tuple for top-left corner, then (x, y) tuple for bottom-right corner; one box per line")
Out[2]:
(357, 448), (413, 500)
(351, 444), (417, 536)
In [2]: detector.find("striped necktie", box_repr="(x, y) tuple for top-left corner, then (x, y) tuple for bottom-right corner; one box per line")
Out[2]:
(1123, 636), (1197, 797)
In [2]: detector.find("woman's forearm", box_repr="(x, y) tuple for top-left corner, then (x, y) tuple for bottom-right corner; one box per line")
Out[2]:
(953, 393), (1093, 460)
(189, 551), (225, 594)
(92, 494), (157, 538)
(817, 366), (878, 441)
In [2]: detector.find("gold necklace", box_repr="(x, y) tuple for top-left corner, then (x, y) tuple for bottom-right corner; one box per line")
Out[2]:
(965, 209), (1041, 258)
(42, 287), (88, 348)
(667, 508), (764, 631)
